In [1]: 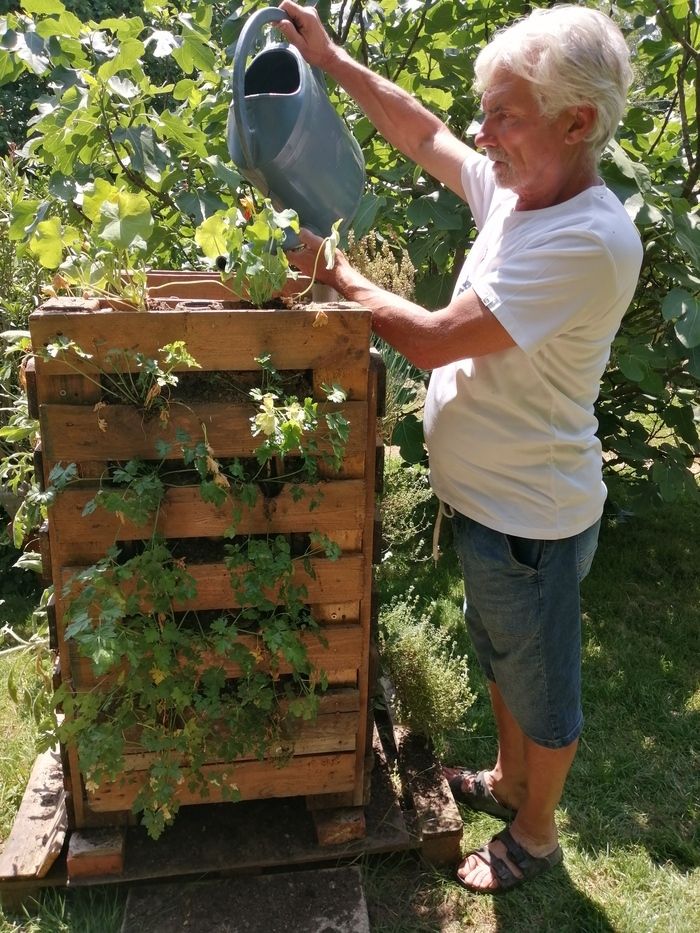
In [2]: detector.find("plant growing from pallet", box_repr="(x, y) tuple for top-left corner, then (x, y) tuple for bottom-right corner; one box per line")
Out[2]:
(27, 285), (380, 839)
(39, 341), (352, 838)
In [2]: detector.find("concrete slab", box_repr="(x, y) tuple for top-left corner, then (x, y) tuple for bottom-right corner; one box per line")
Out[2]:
(120, 866), (370, 933)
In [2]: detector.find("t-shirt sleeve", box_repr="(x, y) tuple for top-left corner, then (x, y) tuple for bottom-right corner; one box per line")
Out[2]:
(459, 149), (497, 230)
(471, 231), (619, 354)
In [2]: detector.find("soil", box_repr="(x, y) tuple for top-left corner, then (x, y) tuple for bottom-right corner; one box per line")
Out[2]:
(170, 369), (315, 404)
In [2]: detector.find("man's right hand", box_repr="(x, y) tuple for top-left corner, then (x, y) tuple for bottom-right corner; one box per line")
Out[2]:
(277, 1), (336, 70)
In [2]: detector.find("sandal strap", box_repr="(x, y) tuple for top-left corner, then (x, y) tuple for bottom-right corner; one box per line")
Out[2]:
(494, 827), (562, 875)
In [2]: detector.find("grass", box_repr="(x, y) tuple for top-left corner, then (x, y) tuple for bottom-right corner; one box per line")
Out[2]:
(1, 496), (699, 930)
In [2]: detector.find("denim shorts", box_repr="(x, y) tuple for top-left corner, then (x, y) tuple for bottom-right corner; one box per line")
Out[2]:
(450, 511), (601, 749)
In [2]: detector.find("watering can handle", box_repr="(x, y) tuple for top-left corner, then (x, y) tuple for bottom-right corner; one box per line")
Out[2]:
(232, 7), (290, 169)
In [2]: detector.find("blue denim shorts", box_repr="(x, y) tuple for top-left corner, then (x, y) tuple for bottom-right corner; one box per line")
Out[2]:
(450, 511), (601, 749)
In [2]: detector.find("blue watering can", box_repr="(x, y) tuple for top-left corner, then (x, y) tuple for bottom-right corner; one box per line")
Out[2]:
(227, 6), (365, 240)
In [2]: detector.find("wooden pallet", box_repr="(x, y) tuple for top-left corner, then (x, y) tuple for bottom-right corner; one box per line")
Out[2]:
(27, 278), (383, 830)
(0, 718), (461, 909)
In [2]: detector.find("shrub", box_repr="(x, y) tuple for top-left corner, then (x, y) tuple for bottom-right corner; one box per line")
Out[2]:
(379, 589), (474, 753)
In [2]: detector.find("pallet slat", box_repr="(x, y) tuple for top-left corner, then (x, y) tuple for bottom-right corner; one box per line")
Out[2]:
(87, 753), (357, 811)
(30, 307), (371, 377)
(61, 555), (364, 612)
(39, 401), (367, 463)
(68, 623), (363, 689)
(49, 480), (366, 544)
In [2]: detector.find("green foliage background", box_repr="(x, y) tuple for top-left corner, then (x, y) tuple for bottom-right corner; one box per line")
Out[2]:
(0, 0), (698, 509)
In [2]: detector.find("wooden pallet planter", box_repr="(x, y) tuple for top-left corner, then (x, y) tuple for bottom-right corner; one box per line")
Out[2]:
(27, 275), (383, 835)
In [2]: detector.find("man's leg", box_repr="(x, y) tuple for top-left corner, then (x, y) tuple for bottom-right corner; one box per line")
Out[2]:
(456, 683), (578, 891)
(444, 681), (527, 811)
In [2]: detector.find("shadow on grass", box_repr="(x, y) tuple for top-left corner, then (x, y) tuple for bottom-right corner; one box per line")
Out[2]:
(569, 502), (700, 871)
(488, 860), (617, 933)
(363, 849), (616, 933)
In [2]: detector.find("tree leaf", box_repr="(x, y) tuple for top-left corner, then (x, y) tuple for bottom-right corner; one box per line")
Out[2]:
(113, 126), (169, 183)
(145, 29), (180, 58)
(107, 76), (140, 100)
(28, 217), (80, 268)
(93, 190), (153, 251)
(406, 190), (464, 230)
(674, 296), (700, 349)
(22, 0), (66, 13)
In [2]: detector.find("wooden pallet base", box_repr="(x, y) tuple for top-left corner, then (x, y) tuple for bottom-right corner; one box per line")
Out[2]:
(0, 718), (462, 912)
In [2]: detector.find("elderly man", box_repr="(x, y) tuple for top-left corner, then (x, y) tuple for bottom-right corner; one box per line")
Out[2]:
(278, 2), (642, 893)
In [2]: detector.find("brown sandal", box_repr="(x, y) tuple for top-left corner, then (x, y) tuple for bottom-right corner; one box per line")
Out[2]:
(456, 827), (563, 894)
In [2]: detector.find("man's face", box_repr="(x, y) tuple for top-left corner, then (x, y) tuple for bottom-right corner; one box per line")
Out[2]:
(475, 68), (578, 209)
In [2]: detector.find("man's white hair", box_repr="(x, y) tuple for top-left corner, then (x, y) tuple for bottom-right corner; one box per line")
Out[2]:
(474, 5), (633, 155)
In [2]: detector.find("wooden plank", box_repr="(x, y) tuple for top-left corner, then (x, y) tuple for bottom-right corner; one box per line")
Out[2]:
(392, 721), (463, 867)
(145, 269), (311, 301)
(68, 623), (363, 689)
(86, 752), (357, 811)
(120, 711), (360, 772)
(61, 554), (365, 613)
(311, 602), (360, 624)
(29, 306), (371, 377)
(39, 400), (367, 463)
(50, 479), (366, 545)
(0, 748), (67, 881)
(351, 348), (382, 806)
(118, 689), (360, 767)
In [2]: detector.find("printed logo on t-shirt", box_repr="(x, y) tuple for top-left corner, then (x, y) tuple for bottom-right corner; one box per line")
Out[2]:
(456, 276), (471, 297)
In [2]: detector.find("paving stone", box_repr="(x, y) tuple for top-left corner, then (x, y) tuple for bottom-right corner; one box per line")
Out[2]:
(120, 866), (370, 933)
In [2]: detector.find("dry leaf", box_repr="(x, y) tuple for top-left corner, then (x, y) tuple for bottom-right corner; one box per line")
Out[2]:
(313, 308), (328, 328)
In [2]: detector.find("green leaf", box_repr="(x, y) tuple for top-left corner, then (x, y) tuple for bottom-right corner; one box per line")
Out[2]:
(651, 460), (686, 503)
(28, 217), (80, 268)
(22, 0), (66, 13)
(145, 29), (180, 58)
(605, 140), (652, 194)
(113, 126), (169, 184)
(97, 38), (145, 80)
(688, 346), (700, 379)
(107, 76), (140, 100)
(675, 297), (700, 350)
(93, 191), (154, 251)
(391, 412), (426, 465)
(406, 190), (464, 230)
(11, 29), (49, 75)
(175, 190), (227, 225)
(351, 193), (386, 241)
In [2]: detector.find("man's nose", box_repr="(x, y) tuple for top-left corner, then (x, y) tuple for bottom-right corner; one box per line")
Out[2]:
(474, 117), (494, 149)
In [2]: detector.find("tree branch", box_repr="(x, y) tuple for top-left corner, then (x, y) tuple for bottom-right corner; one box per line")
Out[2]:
(390, 1), (431, 84)
(654, 3), (699, 61)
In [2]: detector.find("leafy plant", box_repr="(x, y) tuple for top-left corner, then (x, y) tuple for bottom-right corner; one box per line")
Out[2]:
(39, 348), (350, 838)
(379, 587), (474, 755)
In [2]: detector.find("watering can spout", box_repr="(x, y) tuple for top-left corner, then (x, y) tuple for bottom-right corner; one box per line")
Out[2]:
(227, 6), (365, 238)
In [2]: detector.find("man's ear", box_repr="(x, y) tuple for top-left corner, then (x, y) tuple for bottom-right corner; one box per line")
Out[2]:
(565, 105), (597, 144)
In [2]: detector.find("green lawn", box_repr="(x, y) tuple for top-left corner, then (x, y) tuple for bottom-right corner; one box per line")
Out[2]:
(1, 496), (698, 931)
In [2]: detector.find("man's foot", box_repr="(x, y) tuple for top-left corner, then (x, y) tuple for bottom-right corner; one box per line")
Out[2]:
(443, 767), (518, 821)
(456, 826), (562, 894)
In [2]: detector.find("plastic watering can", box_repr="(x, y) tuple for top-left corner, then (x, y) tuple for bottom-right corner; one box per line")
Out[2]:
(227, 6), (365, 240)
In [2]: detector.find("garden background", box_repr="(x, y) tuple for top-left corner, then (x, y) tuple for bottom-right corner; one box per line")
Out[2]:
(0, 0), (698, 930)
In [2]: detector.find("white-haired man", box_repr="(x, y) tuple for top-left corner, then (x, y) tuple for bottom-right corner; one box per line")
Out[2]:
(278, 2), (642, 893)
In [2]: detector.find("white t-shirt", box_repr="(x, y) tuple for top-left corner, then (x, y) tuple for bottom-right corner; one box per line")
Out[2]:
(423, 149), (643, 539)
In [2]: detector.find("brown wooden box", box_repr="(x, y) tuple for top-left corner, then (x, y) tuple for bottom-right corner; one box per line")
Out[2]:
(28, 275), (382, 830)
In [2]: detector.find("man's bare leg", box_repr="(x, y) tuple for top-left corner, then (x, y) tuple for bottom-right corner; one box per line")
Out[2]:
(454, 683), (578, 891)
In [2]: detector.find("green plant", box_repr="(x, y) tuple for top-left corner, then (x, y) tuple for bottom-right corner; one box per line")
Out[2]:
(41, 349), (349, 839)
(379, 588), (474, 755)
